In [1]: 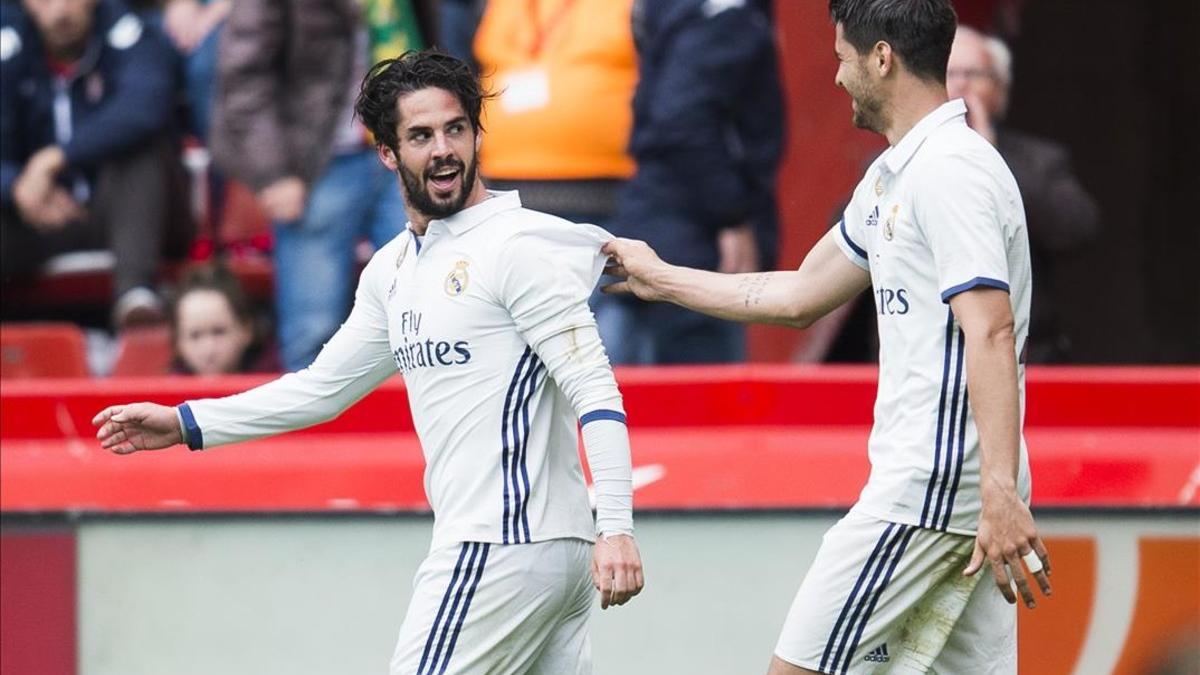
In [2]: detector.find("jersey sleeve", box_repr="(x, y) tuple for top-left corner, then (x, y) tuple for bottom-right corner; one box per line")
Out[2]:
(495, 222), (611, 347)
(180, 240), (402, 449)
(915, 153), (1012, 302)
(833, 213), (870, 271)
(833, 178), (872, 270)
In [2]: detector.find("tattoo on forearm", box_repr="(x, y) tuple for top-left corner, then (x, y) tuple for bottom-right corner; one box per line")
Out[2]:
(739, 273), (774, 309)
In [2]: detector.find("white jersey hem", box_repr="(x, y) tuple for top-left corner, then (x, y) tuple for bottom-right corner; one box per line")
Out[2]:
(850, 502), (978, 537)
(430, 527), (596, 552)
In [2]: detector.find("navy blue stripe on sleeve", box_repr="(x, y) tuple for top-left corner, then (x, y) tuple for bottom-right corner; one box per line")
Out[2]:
(177, 403), (203, 450)
(580, 410), (627, 426)
(838, 220), (868, 261)
(940, 277), (1010, 302)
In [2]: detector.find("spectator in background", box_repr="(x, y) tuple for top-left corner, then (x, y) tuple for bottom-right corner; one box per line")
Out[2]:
(601, 0), (784, 364)
(0, 0), (191, 328)
(160, 0), (227, 140)
(159, 0), (229, 254)
(473, 0), (637, 228)
(948, 26), (1099, 362)
(436, 0), (484, 67)
(170, 263), (275, 375)
(209, 0), (423, 371)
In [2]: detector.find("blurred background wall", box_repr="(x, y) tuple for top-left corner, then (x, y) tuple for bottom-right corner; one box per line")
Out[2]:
(3, 514), (1188, 675)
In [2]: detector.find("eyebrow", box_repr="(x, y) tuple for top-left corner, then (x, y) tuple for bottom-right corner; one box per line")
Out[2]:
(405, 116), (469, 136)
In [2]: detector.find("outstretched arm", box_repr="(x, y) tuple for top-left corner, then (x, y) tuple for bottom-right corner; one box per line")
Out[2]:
(95, 243), (403, 453)
(93, 402), (184, 454)
(602, 228), (871, 328)
(93, 317), (397, 454)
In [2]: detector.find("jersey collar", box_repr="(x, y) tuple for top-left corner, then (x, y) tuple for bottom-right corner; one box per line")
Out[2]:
(881, 98), (968, 175)
(438, 190), (522, 236)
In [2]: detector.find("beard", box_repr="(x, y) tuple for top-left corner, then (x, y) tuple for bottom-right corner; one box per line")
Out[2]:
(398, 153), (478, 220)
(851, 90), (886, 133)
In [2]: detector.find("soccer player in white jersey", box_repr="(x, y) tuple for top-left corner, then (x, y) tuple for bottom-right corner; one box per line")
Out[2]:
(604, 1), (1050, 673)
(93, 50), (644, 675)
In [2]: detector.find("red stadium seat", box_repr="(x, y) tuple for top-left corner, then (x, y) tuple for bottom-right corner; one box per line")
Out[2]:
(0, 323), (89, 379)
(111, 325), (174, 377)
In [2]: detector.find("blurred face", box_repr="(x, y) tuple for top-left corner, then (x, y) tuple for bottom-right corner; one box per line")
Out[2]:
(175, 290), (252, 376)
(22, 0), (96, 57)
(381, 87), (480, 220)
(947, 31), (1006, 118)
(834, 24), (886, 133)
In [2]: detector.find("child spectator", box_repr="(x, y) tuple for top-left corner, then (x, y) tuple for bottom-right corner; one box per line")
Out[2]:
(170, 263), (276, 375)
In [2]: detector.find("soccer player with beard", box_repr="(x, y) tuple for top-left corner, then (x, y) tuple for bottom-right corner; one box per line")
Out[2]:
(94, 50), (644, 675)
(603, 1), (1050, 673)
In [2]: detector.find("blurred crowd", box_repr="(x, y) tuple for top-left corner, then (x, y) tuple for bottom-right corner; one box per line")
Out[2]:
(1, 0), (1101, 377)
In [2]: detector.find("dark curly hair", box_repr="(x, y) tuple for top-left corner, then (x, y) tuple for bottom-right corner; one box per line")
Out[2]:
(829, 0), (957, 84)
(354, 49), (493, 154)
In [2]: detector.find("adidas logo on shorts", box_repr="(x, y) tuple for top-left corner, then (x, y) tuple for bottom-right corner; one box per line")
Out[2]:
(864, 644), (890, 663)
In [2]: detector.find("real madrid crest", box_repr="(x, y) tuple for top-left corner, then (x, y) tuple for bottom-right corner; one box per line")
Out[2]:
(444, 260), (470, 296)
(884, 204), (900, 241)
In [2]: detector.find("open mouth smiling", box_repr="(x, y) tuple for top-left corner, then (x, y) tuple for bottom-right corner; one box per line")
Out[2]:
(428, 165), (462, 193)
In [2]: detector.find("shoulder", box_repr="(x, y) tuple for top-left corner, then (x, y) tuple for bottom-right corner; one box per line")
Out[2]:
(913, 126), (1017, 196)
(360, 232), (409, 285)
(491, 208), (612, 255)
(997, 128), (1067, 156)
(98, 0), (170, 56)
(0, 25), (22, 66)
(996, 128), (1070, 172)
(1, 5), (29, 67)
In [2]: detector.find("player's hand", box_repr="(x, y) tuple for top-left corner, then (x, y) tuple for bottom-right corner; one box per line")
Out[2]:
(591, 533), (644, 609)
(93, 403), (185, 454)
(601, 238), (671, 302)
(964, 491), (1051, 608)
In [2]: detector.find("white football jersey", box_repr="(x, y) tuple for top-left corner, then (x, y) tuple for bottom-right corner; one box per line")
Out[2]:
(833, 99), (1033, 535)
(183, 192), (621, 550)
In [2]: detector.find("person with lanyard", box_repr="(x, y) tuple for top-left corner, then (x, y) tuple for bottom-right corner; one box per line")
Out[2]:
(472, 0), (638, 231)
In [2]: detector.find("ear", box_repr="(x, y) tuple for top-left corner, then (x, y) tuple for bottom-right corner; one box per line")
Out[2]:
(377, 144), (399, 171)
(873, 41), (895, 77)
(474, 127), (482, 153)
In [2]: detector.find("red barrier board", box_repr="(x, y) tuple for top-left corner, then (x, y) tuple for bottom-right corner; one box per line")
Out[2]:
(1, 366), (1197, 512)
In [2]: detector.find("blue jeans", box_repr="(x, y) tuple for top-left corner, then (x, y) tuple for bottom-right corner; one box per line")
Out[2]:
(562, 210), (745, 366)
(591, 290), (746, 365)
(273, 151), (405, 371)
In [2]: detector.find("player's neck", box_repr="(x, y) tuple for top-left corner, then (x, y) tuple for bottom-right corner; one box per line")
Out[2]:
(406, 179), (490, 235)
(883, 83), (950, 146)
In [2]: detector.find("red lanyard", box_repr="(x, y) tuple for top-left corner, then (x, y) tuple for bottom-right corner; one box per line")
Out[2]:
(526, 0), (578, 58)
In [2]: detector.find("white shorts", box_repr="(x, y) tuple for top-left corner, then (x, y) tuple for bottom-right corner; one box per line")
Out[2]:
(775, 510), (1016, 675)
(390, 538), (594, 675)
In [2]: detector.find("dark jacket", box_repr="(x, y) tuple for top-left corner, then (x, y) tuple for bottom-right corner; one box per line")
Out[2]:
(0, 0), (179, 204)
(614, 0), (784, 269)
(208, 0), (361, 192)
(996, 127), (1100, 361)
